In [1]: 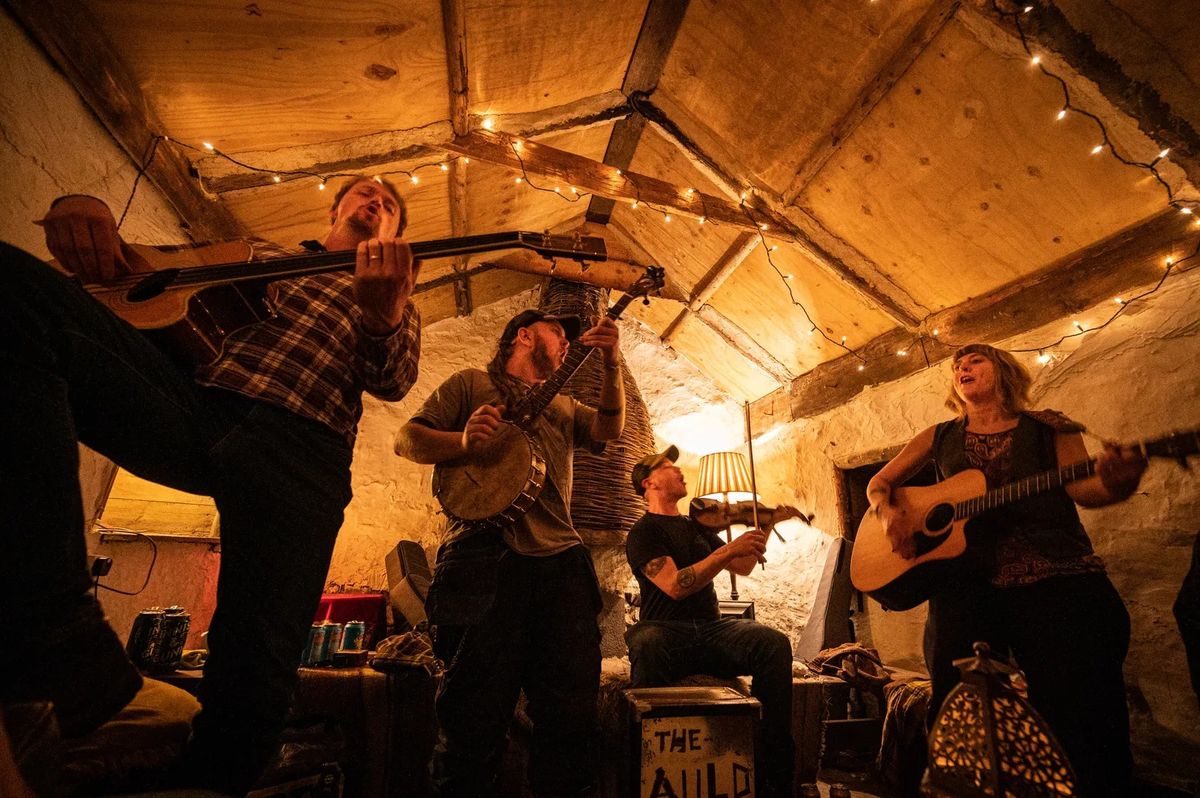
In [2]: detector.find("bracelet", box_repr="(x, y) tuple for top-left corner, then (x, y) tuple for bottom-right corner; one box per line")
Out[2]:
(597, 406), (623, 417)
(50, 194), (105, 209)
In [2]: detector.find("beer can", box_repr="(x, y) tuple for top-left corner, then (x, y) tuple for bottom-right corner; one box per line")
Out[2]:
(340, 621), (366, 652)
(319, 622), (344, 664)
(127, 608), (165, 669)
(304, 622), (329, 666)
(152, 606), (190, 673)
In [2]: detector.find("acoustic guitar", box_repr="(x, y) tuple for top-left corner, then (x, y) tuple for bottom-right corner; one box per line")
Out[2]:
(850, 429), (1200, 611)
(79, 231), (607, 368)
(434, 265), (666, 528)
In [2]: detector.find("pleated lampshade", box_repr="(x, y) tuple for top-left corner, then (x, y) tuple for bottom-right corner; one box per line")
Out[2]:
(696, 451), (756, 502)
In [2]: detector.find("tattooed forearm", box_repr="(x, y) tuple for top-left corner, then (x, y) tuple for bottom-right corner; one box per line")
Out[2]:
(643, 557), (667, 578)
(675, 566), (696, 590)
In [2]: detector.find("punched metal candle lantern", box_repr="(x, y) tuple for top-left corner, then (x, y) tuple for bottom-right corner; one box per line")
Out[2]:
(923, 642), (1076, 797)
(696, 451), (755, 600)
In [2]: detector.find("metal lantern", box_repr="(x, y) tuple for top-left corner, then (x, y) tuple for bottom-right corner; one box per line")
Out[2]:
(923, 642), (1076, 797)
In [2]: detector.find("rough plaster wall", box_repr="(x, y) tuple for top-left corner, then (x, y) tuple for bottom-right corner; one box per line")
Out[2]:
(786, 269), (1200, 780)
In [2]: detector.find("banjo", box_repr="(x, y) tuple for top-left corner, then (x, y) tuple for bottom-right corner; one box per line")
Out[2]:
(434, 266), (665, 527)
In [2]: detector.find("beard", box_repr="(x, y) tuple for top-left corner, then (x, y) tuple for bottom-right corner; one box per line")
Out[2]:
(531, 338), (559, 379)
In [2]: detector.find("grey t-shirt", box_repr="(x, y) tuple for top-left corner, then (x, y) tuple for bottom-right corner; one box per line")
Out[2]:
(412, 368), (597, 555)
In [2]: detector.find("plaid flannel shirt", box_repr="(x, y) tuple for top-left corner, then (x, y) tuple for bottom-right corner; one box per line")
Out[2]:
(195, 239), (420, 442)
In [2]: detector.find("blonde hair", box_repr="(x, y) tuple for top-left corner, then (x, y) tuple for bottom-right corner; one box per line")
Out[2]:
(944, 343), (1031, 418)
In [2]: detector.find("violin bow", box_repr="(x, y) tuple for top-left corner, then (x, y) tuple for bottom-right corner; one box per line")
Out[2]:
(743, 402), (787, 555)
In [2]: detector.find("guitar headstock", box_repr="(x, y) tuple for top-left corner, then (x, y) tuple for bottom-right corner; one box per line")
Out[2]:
(1144, 429), (1200, 463)
(625, 265), (666, 298)
(518, 232), (608, 261)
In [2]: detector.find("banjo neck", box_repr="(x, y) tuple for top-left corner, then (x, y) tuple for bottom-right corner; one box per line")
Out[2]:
(505, 292), (639, 430)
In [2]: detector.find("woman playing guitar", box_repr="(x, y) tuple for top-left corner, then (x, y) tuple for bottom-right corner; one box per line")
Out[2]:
(866, 343), (1145, 797)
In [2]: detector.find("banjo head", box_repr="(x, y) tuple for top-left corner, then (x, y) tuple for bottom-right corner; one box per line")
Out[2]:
(435, 422), (546, 522)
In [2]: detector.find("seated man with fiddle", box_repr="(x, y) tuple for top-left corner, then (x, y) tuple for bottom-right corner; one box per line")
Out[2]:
(625, 445), (795, 798)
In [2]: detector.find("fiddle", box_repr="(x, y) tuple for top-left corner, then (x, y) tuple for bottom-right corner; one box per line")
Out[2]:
(688, 497), (813, 537)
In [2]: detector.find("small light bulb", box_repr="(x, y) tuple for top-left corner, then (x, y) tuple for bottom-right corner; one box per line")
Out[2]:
(841, 336), (847, 344)
(807, 328), (815, 336)
(1182, 207), (1193, 215)
(1114, 297), (1125, 305)
(1056, 109), (1067, 121)
(1031, 55), (1041, 65)
(1037, 352), (1051, 364)
(462, 157), (470, 164)
(1091, 144), (1104, 155)
(1166, 257), (1175, 267)
(273, 174), (281, 183)
(318, 182), (326, 191)
(553, 186), (561, 193)
(615, 168), (622, 176)
(1024, 5), (1034, 13)
(1072, 320), (1084, 330)
(932, 328), (940, 337)
(440, 162), (449, 171)
(1159, 148), (1171, 159)
(897, 349), (908, 357)
(783, 273), (794, 281)
(664, 214), (672, 222)
(570, 187), (578, 195)
(759, 223), (769, 231)
(411, 175), (419, 184)
(513, 139), (523, 149)
(514, 177), (523, 184)
(769, 245), (778, 252)
(685, 187), (695, 197)
(203, 141), (214, 151)
(482, 117), (495, 131)
(740, 191), (748, 201)
(857, 363), (865, 372)
(698, 216), (706, 225)
(630, 200), (639, 209)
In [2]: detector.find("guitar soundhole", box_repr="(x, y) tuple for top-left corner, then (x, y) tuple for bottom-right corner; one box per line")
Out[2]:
(924, 503), (953, 534)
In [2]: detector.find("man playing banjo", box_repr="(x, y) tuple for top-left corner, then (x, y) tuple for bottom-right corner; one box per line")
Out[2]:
(394, 307), (624, 798)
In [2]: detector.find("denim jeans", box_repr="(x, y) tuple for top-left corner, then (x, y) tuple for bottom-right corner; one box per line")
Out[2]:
(624, 617), (795, 793)
(0, 243), (353, 792)
(429, 543), (602, 798)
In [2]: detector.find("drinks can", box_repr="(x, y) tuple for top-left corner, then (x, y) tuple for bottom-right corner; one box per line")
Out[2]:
(304, 622), (329, 666)
(152, 606), (190, 672)
(340, 621), (366, 652)
(319, 622), (344, 664)
(127, 608), (165, 669)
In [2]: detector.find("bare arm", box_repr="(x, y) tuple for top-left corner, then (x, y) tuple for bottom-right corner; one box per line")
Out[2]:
(1059, 432), (1147, 508)
(394, 404), (505, 465)
(866, 425), (937, 559)
(641, 530), (768, 600)
(580, 318), (625, 441)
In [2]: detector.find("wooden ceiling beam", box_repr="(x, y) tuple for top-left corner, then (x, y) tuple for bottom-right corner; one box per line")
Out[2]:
(636, 94), (926, 327)
(199, 92), (630, 193)
(586, 0), (691, 225)
(778, 207), (1196, 419)
(782, 0), (962, 204)
(441, 0), (472, 316)
(5, 0), (243, 240)
(960, 1), (1200, 195)
(661, 231), (758, 339)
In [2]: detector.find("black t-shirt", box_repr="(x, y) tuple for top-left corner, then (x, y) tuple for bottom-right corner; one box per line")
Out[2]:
(626, 512), (726, 622)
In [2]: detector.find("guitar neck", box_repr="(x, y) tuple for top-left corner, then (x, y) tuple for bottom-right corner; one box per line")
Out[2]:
(952, 428), (1199, 519)
(508, 293), (638, 429)
(160, 232), (558, 289)
(954, 459), (1097, 520)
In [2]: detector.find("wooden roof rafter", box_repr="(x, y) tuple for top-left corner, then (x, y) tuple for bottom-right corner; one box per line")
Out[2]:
(442, 0), (472, 316)
(585, 0), (691, 225)
(5, 0), (244, 240)
(772, 207), (1197, 419)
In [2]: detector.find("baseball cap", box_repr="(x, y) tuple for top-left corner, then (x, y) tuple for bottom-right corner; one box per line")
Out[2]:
(500, 309), (582, 345)
(631, 444), (680, 496)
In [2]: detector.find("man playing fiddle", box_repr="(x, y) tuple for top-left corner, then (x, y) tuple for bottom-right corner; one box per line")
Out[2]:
(625, 445), (795, 798)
